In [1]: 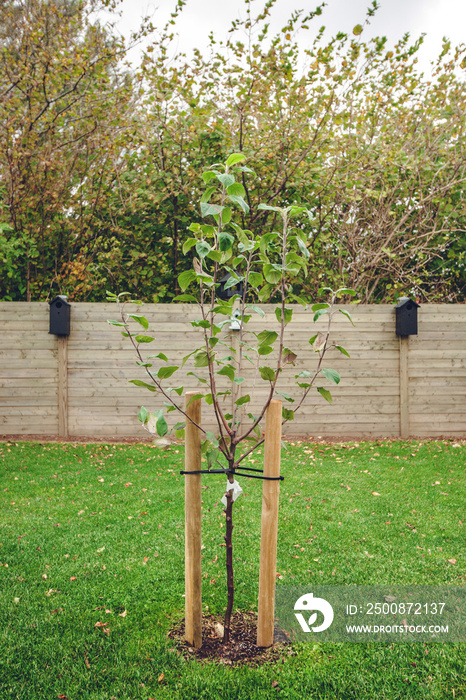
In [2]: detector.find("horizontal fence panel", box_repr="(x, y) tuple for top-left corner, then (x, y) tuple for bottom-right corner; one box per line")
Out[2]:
(1, 302), (466, 439)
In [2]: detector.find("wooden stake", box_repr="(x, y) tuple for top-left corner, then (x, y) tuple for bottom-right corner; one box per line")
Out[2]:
(184, 392), (203, 648)
(257, 399), (282, 647)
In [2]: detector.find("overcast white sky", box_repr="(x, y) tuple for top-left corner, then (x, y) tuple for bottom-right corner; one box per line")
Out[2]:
(114, 0), (466, 72)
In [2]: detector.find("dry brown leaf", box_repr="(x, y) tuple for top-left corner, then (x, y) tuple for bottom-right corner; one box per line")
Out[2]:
(143, 557), (150, 565)
(158, 672), (165, 683)
(447, 558), (457, 565)
(119, 609), (127, 618)
(371, 492), (381, 496)
(70, 577), (77, 581)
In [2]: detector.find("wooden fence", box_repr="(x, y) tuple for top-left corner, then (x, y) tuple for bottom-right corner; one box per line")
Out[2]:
(1, 302), (465, 440)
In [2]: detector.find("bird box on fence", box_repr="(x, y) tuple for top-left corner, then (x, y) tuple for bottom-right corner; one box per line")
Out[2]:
(395, 297), (420, 337)
(49, 296), (71, 336)
(218, 272), (244, 300)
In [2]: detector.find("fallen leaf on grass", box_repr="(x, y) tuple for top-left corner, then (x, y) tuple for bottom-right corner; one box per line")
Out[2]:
(119, 609), (127, 618)
(45, 589), (58, 596)
(371, 492), (381, 496)
(447, 558), (457, 565)
(272, 680), (280, 688)
(158, 672), (165, 683)
(70, 577), (77, 581)
(84, 653), (91, 670)
(94, 621), (110, 636)
(143, 557), (150, 565)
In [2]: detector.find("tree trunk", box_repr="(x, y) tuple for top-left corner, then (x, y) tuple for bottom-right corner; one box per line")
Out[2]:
(223, 482), (234, 643)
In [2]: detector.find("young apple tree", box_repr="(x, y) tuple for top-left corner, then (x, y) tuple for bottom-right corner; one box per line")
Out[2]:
(108, 153), (354, 643)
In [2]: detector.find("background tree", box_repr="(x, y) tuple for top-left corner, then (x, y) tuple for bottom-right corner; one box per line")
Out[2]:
(1, 0), (465, 302)
(0, 0), (138, 300)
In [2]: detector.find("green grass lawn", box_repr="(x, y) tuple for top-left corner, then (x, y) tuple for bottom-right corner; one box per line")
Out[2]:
(0, 439), (465, 699)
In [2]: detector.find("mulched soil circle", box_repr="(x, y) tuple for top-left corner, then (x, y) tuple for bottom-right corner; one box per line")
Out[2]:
(167, 610), (294, 666)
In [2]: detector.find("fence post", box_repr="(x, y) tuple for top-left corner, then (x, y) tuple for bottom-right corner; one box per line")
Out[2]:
(399, 336), (409, 438)
(57, 336), (68, 438)
(257, 399), (282, 647)
(184, 392), (203, 648)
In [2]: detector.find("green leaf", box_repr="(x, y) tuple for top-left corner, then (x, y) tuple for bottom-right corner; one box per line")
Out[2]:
(219, 231), (234, 251)
(227, 182), (246, 198)
(187, 393), (204, 406)
(322, 368), (341, 384)
(182, 238), (198, 255)
(148, 352), (168, 362)
(135, 335), (154, 344)
(200, 186), (218, 203)
(317, 387), (333, 404)
(129, 315), (149, 329)
(217, 365), (235, 381)
(336, 288), (357, 297)
(296, 236), (310, 259)
(178, 269), (196, 291)
(205, 430), (219, 448)
(263, 263), (282, 285)
(335, 345), (351, 358)
(246, 303), (264, 317)
(259, 366), (275, 381)
(215, 172), (235, 188)
(221, 207), (232, 225)
(353, 23), (363, 35)
(157, 366), (178, 380)
(282, 407), (294, 421)
(233, 376), (245, 384)
(200, 202), (224, 218)
(313, 308), (329, 323)
(107, 319), (126, 327)
(223, 274), (243, 291)
(138, 406), (148, 423)
(257, 330), (278, 346)
(339, 309), (354, 326)
(196, 241), (211, 259)
(129, 380), (156, 392)
(156, 413), (168, 437)
(187, 372), (208, 384)
(247, 273), (264, 289)
(257, 203), (282, 213)
(202, 171), (217, 183)
(275, 307), (293, 325)
(227, 194), (249, 213)
(226, 153), (247, 167)
(258, 345), (273, 356)
(194, 350), (212, 368)
(276, 390), (294, 403)
(173, 293), (198, 302)
(191, 319), (211, 329)
(235, 394), (251, 406)
(311, 303), (330, 313)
